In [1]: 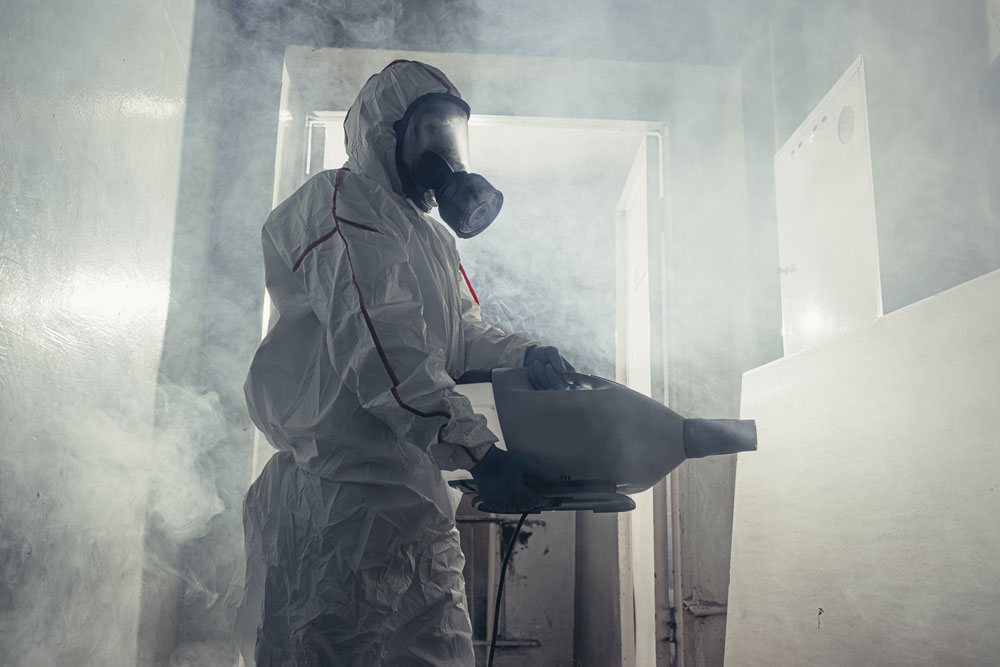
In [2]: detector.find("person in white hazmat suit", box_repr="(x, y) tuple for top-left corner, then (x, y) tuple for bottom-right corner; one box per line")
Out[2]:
(236, 60), (575, 666)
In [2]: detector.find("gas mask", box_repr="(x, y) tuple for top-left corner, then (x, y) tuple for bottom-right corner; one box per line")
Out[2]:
(394, 93), (503, 238)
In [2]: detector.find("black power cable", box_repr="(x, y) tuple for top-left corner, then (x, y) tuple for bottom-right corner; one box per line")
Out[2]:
(487, 511), (530, 667)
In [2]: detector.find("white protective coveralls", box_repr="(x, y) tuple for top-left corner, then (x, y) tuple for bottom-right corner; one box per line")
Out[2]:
(235, 61), (539, 666)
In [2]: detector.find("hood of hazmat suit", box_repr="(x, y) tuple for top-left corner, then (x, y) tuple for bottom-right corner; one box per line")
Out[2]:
(234, 60), (539, 666)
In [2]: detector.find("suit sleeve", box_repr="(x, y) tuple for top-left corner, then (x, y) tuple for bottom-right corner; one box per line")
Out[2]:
(457, 265), (539, 373)
(265, 171), (497, 470)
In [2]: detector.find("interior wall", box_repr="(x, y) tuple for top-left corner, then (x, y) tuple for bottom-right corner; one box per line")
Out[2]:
(137, 2), (288, 661)
(983, 46), (1000, 267)
(727, 268), (1000, 666)
(989, 0), (1000, 62)
(738, 24), (785, 370)
(0, 0), (195, 665)
(665, 65), (754, 667)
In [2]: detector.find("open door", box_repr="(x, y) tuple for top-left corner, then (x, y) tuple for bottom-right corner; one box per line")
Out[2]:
(774, 56), (882, 355)
(615, 133), (671, 667)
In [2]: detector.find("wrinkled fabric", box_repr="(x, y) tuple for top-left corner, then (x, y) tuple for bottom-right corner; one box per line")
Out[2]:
(236, 60), (538, 666)
(236, 453), (475, 666)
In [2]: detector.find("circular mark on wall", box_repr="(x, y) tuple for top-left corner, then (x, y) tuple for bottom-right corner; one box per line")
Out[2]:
(838, 105), (855, 144)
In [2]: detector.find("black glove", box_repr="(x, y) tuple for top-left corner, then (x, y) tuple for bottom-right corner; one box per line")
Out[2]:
(469, 446), (559, 513)
(524, 345), (575, 390)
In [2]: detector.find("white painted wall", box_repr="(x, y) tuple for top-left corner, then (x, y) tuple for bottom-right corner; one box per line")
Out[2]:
(726, 268), (1000, 665)
(0, 1), (195, 664)
(989, 0), (1000, 62)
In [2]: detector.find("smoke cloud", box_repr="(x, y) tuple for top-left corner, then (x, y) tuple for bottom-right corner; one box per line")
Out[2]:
(1, 0), (996, 665)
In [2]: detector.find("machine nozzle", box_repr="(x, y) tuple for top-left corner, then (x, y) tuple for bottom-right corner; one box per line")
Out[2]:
(682, 419), (758, 459)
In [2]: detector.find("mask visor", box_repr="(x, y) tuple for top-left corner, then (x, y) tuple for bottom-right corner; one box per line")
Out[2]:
(401, 96), (471, 174)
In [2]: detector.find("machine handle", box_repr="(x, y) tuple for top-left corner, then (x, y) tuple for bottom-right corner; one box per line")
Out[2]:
(455, 368), (493, 384)
(500, 369), (617, 392)
(559, 372), (615, 391)
(456, 368), (617, 391)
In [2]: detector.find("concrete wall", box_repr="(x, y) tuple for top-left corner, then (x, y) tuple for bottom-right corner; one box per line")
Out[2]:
(665, 65), (755, 667)
(984, 11), (1000, 271)
(0, 1), (195, 664)
(728, 268), (1000, 666)
(989, 0), (1000, 62)
(136, 2), (286, 661)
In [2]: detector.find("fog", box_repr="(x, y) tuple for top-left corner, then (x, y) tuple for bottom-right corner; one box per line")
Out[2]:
(1, 0), (997, 665)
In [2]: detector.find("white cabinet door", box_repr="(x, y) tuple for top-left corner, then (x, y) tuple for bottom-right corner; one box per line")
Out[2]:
(774, 56), (883, 355)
